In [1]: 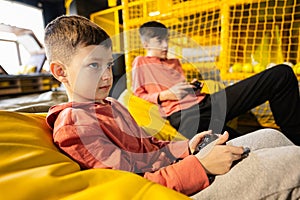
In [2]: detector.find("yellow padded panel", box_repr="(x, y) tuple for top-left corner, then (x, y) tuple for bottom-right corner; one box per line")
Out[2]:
(201, 80), (225, 94)
(0, 111), (189, 200)
(118, 90), (187, 141)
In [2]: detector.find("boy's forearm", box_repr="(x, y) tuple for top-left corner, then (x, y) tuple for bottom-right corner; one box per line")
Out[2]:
(143, 155), (209, 195)
(133, 87), (161, 104)
(158, 90), (170, 102)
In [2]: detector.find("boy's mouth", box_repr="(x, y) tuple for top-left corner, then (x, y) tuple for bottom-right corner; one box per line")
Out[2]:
(99, 85), (110, 90)
(161, 50), (168, 58)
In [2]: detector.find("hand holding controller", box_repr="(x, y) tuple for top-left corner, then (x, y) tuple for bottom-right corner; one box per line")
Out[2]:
(192, 133), (251, 158)
(193, 134), (219, 155)
(191, 80), (203, 91)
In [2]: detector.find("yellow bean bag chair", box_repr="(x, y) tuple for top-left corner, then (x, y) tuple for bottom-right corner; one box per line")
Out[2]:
(0, 111), (190, 200)
(118, 90), (187, 141)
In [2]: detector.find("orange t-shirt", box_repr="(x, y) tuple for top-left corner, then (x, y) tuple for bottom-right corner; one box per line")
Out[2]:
(132, 56), (206, 117)
(46, 98), (209, 195)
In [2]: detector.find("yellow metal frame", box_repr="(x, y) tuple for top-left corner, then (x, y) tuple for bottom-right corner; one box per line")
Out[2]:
(90, 5), (124, 53)
(65, 0), (73, 15)
(120, 0), (300, 83)
(88, 0), (300, 128)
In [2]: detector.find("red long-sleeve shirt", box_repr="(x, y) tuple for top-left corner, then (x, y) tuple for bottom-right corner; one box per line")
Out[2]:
(132, 56), (206, 117)
(46, 98), (209, 195)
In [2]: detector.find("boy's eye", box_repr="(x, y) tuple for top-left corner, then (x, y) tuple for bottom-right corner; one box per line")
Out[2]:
(88, 63), (99, 69)
(160, 39), (168, 43)
(88, 62), (114, 70)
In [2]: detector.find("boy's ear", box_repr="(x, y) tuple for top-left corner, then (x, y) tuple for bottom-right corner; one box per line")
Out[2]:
(142, 40), (149, 48)
(49, 61), (68, 83)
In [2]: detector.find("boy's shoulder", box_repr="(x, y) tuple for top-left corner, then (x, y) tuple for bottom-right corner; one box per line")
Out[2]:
(46, 99), (134, 131)
(46, 102), (73, 129)
(133, 55), (147, 62)
(133, 56), (180, 64)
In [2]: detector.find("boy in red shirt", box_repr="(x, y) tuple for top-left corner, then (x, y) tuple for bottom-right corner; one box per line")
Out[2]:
(132, 21), (300, 145)
(44, 15), (300, 198)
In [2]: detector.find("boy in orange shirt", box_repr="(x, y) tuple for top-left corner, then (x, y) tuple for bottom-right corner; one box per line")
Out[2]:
(132, 21), (300, 145)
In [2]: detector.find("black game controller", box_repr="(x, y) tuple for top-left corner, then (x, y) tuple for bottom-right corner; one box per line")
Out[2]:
(241, 147), (251, 158)
(232, 147), (251, 166)
(192, 134), (251, 158)
(191, 80), (203, 91)
(193, 134), (219, 155)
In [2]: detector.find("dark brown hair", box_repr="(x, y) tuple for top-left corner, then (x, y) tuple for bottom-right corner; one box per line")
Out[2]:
(139, 21), (168, 42)
(44, 15), (112, 64)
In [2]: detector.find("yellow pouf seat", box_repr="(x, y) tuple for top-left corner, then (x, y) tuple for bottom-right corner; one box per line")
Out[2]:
(0, 111), (189, 200)
(118, 90), (187, 141)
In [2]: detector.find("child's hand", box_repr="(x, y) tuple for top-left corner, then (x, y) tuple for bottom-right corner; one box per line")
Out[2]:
(159, 82), (192, 101)
(190, 79), (204, 95)
(194, 131), (244, 175)
(189, 130), (213, 154)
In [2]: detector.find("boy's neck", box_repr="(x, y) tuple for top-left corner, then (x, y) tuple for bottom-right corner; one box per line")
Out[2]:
(146, 53), (167, 60)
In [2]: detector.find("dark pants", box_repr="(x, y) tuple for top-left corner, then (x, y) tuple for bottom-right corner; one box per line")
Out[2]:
(168, 64), (300, 145)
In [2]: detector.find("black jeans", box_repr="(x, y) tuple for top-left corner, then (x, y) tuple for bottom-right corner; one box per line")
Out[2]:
(168, 64), (300, 145)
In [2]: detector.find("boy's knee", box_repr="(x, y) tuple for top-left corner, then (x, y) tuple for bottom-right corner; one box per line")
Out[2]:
(272, 64), (294, 77)
(268, 64), (297, 86)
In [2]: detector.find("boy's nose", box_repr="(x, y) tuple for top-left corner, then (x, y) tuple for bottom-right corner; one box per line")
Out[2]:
(101, 68), (112, 80)
(161, 40), (168, 47)
(160, 42), (168, 50)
